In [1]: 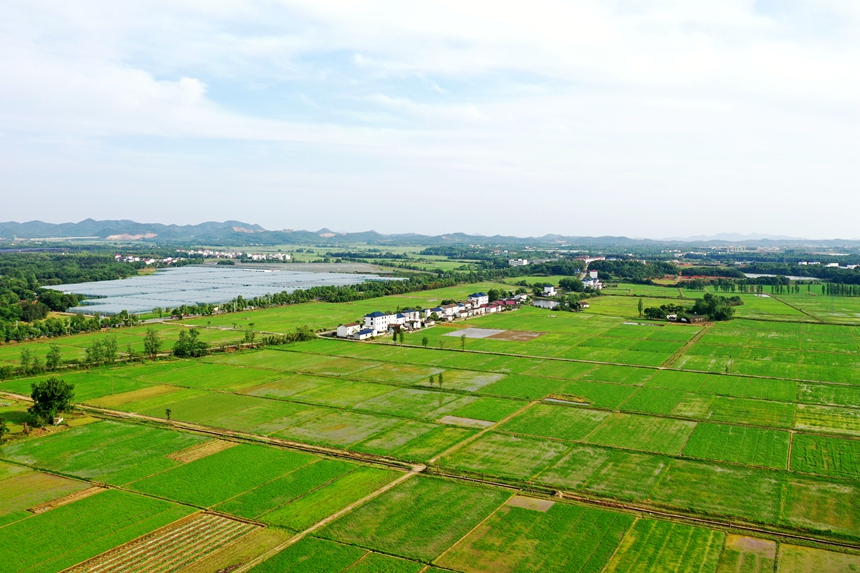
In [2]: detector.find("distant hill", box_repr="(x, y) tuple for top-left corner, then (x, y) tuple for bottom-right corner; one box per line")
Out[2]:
(0, 219), (858, 248)
(664, 233), (806, 242)
(0, 219), (267, 242)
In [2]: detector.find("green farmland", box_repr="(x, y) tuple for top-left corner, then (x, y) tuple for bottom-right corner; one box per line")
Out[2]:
(2, 280), (860, 571)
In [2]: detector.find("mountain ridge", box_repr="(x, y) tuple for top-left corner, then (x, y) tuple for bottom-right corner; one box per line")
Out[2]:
(1, 220), (858, 248)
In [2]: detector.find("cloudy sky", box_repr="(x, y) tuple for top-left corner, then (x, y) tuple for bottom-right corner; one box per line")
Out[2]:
(1, 1), (858, 238)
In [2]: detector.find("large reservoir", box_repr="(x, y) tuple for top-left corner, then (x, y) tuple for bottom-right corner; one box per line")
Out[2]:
(48, 265), (391, 315)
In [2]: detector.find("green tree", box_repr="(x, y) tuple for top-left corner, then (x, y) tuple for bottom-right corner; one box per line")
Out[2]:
(144, 327), (162, 360)
(165, 408), (172, 421)
(29, 377), (74, 426)
(438, 371), (444, 389)
(85, 339), (104, 366)
(422, 336), (429, 348)
(399, 330), (405, 345)
(0, 416), (7, 443)
(126, 344), (141, 362)
(45, 344), (62, 371)
(173, 328), (210, 357)
(103, 335), (118, 364)
(559, 278), (584, 292)
(19, 347), (33, 374)
(460, 333), (466, 351)
(638, 298), (644, 318)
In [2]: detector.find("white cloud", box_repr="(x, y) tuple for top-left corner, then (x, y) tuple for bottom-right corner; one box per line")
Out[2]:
(0, 0), (857, 237)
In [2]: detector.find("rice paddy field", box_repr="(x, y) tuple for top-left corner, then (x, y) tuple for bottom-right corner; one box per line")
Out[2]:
(2, 281), (860, 571)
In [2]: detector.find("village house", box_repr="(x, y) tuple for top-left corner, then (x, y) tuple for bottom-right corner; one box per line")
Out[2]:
(338, 294), (523, 339)
(468, 292), (489, 306)
(337, 323), (361, 338)
(363, 311), (395, 333)
(582, 270), (603, 290)
(542, 285), (557, 297)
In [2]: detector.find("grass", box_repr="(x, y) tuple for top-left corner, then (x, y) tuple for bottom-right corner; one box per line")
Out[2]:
(776, 543), (860, 572)
(250, 536), (426, 573)
(214, 458), (356, 518)
(353, 388), (476, 420)
(707, 397), (796, 429)
(320, 476), (510, 561)
(651, 459), (783, 524)
(249, 536), (365, 573)
(581, 451), (670, 502)
(437, 500), (635, 573)
(604, 518), (725, 573)
(795, 404), (860, 437)
(275, 410), (402, 447)
(261, 466), (400, 530)
(536, 445), (614, 490)
(790, 433), (860, 480)
(446, 397), (527, 422)
(584, 414), (697, 455)
(440, 432), (568, 480)
(0, 470), (88, 527)
(499, 403), (610, 441)
(6, 287), (860, 562)
(132, 391), (328, 435)
(389, 425), (476, 462)
(552, 380), (639, 409)
(0, 489), (193, 573)
(0, 420), (206, 485)
(780, 477), (860, 538)
(130, 444), (317, 507)
(682, 423), (791, 469)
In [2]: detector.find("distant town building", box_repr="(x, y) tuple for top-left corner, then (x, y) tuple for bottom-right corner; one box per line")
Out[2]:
(508, 259), (529, 267)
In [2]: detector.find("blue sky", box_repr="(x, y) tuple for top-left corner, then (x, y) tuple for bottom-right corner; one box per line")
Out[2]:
(0, 1), (857, 238)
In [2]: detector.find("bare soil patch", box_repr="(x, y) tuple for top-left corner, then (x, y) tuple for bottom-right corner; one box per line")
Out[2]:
(488, 330), (544, 341)
(725, 534), (776, 558)
(444, 328), (505, 339)
(506, 496), (555, 512)
(29, 486), (105, 514)
(438, 416), (495, 429)
(168, 439), (237, 463)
